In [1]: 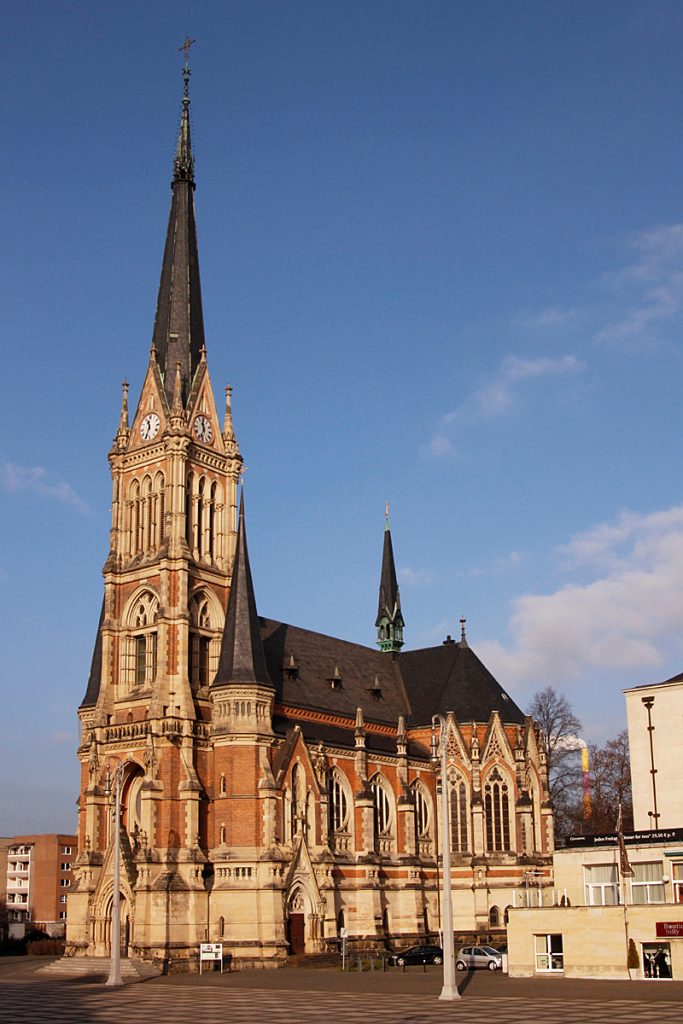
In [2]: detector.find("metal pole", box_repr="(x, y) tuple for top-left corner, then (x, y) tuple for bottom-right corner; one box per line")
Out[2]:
(641, 697), (659, 827)
(106, 765), (123, 987)
(433, 715), (460, 1001)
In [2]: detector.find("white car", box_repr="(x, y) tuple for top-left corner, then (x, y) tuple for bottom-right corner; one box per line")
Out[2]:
(455, 945), (503, 971)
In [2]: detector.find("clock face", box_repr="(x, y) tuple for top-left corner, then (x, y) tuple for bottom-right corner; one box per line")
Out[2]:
(194, 415), (213, 443)
(140, 413), (160, 441)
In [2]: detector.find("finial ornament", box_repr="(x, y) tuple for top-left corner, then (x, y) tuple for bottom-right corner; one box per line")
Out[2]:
(458, 616), (469, 648)
(179, 35), (196, 68)
(385, 500), (390, 527)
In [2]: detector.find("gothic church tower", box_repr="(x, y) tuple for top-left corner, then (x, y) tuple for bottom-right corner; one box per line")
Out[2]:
(68, 59), (242, 959)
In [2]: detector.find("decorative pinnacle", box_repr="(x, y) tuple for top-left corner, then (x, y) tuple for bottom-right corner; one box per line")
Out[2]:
(224, 385), (235, 438)
(171, 360), (184, 416)
(459, 616), (469, 648)
(385, 500), (390, 530)
(118, 380), (129, 432)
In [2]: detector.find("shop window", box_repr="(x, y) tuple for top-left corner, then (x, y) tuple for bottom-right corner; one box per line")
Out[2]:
(673, 863), (683, 904)
(631, 862), (665, 904)
(642, 942), (672, 979)
(584, 864), (619, 906)
(535, 934), (563, 973)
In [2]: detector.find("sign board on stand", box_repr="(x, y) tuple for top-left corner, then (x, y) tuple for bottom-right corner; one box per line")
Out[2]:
(200, 942), (224, 974)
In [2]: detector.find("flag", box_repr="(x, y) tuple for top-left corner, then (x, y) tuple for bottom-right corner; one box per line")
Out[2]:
(616, 804), (634, 878)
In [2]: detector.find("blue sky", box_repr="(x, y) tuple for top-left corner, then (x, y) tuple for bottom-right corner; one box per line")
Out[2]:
(3, 1), (683, 833)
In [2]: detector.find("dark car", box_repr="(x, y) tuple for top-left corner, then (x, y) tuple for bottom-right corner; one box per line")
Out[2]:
(392, 944), (443, 967)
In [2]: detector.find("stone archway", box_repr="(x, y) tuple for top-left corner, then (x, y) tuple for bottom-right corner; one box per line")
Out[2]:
(94, 891), (130, 958)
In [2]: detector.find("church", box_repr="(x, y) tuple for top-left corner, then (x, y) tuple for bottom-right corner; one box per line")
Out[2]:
(66, 61), (554, 968)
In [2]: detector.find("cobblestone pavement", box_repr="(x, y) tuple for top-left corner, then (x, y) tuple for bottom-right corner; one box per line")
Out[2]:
(1, 961), (682, 1024)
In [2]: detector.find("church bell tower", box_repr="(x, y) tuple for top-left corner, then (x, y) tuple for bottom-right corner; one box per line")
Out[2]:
(69, 54), (243, 960)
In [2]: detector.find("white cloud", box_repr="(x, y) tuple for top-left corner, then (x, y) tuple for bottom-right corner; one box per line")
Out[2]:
(467, 550), (524, 577)
(518, 306), (578, 330)
(399, 565), (435, 587)
(1, 461), (89, 514)
(430, 354), (584, 455)
(478, 504), (683, 693)
(595, 223), (683, 348)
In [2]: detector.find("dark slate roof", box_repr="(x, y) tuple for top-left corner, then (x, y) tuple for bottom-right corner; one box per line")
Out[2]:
(375, 525), (402, 625)
(213, 493), (272, 689)
(151, 68), (205, 408)
(261, 617), (525, 732)
(262, 618), (409, 726)
(80, 598), (104, 709)
(399, 642), (525, 726)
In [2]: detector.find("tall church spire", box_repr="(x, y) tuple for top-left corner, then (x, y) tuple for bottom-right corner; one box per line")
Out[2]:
(213, 490), (272, 688)
(151, 53), (205, 408)
(375, 503), (404, 653)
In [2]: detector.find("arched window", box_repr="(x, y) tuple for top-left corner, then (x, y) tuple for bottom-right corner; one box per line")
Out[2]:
(484, 767), (511, 851)
(154, 471), (165, 547)
(489, 906), (500, 927)
(370, 775), (393, 851)
(188, 591), (220, 690)
(291, 764), (303, 839)
(448, 770), (469, 852)
(185, 472), (195, 552)
(123, 590), (159, 690)
(218, 915), (225, 938)
(327, 769), (351, 850)
(412, 781), (431, 842)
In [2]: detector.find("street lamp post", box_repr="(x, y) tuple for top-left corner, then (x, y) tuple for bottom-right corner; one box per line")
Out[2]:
(641, 696), (659, 828)
(431, 715), (460, 1001)
(105, 762), (124, 988)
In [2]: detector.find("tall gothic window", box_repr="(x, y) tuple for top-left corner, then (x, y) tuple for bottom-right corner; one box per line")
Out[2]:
(371, 775), (394, 851)
(185, 474), (222, 563)
(327, 769), (350, 841)
(126, 473), (165, 557)
(448, 770), (469, 852)
(188, 592), (218, 690)
(412, 782), (431, 841)
(123, 590), (159, 690)
(484, 767), (511, 852)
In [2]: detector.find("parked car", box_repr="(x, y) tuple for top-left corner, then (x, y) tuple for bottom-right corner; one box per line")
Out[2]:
(392, 944), (444, 967)
(455, 945), (503, 971)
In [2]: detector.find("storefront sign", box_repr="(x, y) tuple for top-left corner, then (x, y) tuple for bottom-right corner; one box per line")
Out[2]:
(656, 922), (683, 938)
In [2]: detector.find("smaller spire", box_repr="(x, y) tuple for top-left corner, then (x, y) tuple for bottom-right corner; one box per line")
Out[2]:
(375, 507), (404, 653)
(396, 715), (407, 757)
(355, 707), (366, 748)
(212, 489), (272, 689)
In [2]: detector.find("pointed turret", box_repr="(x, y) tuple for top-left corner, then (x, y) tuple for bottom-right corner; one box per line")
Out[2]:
(375, 503), (404, 653)
(151, 57), (205, 408)
(212, 490), (272, 688)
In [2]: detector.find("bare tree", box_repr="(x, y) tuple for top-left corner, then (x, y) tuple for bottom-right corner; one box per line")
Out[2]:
(528, 686), (584, 839)
(586, 730), (633, 834)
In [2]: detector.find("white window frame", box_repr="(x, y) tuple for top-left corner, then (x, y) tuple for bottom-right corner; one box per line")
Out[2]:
(534, 933), (563, 973)
(584, 863), (619, 906)
(631, 862), (665, 905)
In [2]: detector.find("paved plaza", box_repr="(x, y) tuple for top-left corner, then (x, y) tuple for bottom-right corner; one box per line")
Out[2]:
(0, 959), (681, 1024)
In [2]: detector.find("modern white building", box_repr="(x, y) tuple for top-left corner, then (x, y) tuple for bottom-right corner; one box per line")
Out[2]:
(506, 671), (683, 980)
(625, 674), (683, 831)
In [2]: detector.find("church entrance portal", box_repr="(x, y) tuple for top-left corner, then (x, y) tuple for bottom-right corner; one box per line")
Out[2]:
(287, 913), (306, 955)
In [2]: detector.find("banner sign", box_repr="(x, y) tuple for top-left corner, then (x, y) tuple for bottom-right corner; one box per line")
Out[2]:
(565, 827), (683, 849)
